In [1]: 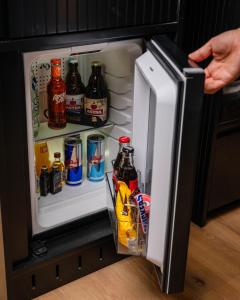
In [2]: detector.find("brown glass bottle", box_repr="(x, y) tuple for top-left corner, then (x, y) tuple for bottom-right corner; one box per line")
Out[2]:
(65, 59), (85, 124)
(112, 136), (131, 192)
(118, 146), (138, 192)
(84, 61), (108, 127)
(47, 58), (66, 129)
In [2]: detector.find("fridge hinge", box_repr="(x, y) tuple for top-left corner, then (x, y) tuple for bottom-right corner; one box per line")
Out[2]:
(31, 240), (48, 257)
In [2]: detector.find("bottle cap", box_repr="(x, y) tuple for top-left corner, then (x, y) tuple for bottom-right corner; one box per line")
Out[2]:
(69, 58), (78, 65)
(119, 136), (130, 144)
(51, 58), (61, 66)
(41, 165), (48, 171)
(91, 61), (101, 67)
(54, 152), (61, 158)
(122, 146), (134, 154)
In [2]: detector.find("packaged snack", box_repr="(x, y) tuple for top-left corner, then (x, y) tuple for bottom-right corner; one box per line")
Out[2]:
(132, 193), (151, 234)
(115, 181), (137, 249)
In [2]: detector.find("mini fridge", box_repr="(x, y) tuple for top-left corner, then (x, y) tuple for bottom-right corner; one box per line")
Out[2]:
(0, 1), (204, 298)
(20, 34), (203, 294)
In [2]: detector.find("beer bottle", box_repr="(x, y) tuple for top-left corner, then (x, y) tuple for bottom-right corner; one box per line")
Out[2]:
(47, 58), (66, 129)
(84, 61), (108, 127)
(118, 146), (138, 192)
(65, 59), (85, 124)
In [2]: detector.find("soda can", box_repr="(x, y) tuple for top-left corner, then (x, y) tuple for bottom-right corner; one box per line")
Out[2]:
(87, 134), (105, 182)
(64, 136), (83, 185)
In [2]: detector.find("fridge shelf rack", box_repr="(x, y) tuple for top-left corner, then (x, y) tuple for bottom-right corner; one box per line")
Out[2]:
(106, 172), (148, 257)
(35, 121), (114, 142)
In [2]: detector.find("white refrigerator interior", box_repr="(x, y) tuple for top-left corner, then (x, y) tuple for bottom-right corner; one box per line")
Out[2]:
(23, 39), (143, 235)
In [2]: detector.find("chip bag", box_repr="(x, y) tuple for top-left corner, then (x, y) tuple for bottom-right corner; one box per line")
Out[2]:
(116, 181), (137, 248)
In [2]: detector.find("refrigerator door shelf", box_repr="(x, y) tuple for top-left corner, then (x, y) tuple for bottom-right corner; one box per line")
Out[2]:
(106, 173), (147, 257)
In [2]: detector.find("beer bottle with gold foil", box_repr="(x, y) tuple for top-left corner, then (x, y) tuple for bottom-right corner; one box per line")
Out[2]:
(47, 58), (66, 129)
(84, 61), (108, 127)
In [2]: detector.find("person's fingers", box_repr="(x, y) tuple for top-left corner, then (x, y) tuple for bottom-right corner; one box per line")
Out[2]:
(204, 77), (225, 94)
(189, 41), (212, 62)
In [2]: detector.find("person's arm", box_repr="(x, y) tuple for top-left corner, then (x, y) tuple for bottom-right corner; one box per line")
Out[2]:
(189, 29), (240, 94)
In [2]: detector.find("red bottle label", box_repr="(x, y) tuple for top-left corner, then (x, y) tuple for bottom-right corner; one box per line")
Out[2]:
(128, 178), (138, 192)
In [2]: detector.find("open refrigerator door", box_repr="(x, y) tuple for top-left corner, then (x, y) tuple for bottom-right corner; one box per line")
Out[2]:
(107, 35), (204, 293)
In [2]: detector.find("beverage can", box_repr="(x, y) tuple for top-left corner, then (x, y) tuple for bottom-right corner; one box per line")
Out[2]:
(64, 136), (83, 185)
(87, 134), (105, 182)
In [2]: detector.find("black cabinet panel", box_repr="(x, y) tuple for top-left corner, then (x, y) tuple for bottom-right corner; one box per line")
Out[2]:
(11, 238), (122, 300)
(0, 52), (31, 265)
(0, 0), (7, 38)
(208, 131), (240, 211)
(219, 91), (240, 125)
(6, 0), (179, 38)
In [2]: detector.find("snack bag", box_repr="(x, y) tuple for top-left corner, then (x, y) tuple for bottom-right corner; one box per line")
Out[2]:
(133, 193), (151, 234)
(116, 181), (137, 248)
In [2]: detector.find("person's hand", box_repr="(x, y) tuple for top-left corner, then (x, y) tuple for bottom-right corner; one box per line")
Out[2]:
(189, 29), (240, 94)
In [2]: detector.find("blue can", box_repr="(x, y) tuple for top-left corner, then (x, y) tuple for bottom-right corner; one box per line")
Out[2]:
(64, 136), (83, 185)
(87, 134), (105, 182)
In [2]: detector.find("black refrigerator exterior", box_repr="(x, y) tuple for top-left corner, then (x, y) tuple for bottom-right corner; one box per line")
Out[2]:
(0, 1), (204, 299)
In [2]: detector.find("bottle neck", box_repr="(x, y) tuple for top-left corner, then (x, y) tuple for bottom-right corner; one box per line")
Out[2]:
(69, 64), (79, 74)
(119, 142), (129, 152)
(91, 66), (101, 76)
(54, 157), (61, 163)
(122, 153), (134, 167)
(51, 65), (62, 79)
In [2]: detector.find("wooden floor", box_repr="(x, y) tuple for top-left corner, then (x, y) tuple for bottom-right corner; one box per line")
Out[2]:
(36, 204), (240, 300)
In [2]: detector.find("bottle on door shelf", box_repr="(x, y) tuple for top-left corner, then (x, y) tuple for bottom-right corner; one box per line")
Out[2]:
(47, 58), (66, 129)
(50, 165), (62, 194)
(52, 152), (65, 186)
(65, 59), (85, 124)
(40, 166), (49, 197)
(113, 136), (131, 192)
(117, 146), (138, 193)
(84, 61), (108, 127)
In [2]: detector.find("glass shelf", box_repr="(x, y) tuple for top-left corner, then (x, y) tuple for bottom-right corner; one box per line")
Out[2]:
(35, 121), (113, 142)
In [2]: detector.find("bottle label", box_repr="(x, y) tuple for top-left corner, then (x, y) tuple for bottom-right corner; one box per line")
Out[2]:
(66, 94), (84, 112)
(84, 97), (107, 122)
(128, 178), (138, 192)
(53, 92), (65, 105)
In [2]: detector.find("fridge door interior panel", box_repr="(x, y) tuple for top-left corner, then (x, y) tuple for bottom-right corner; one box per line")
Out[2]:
(132, 35), (204, 293)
